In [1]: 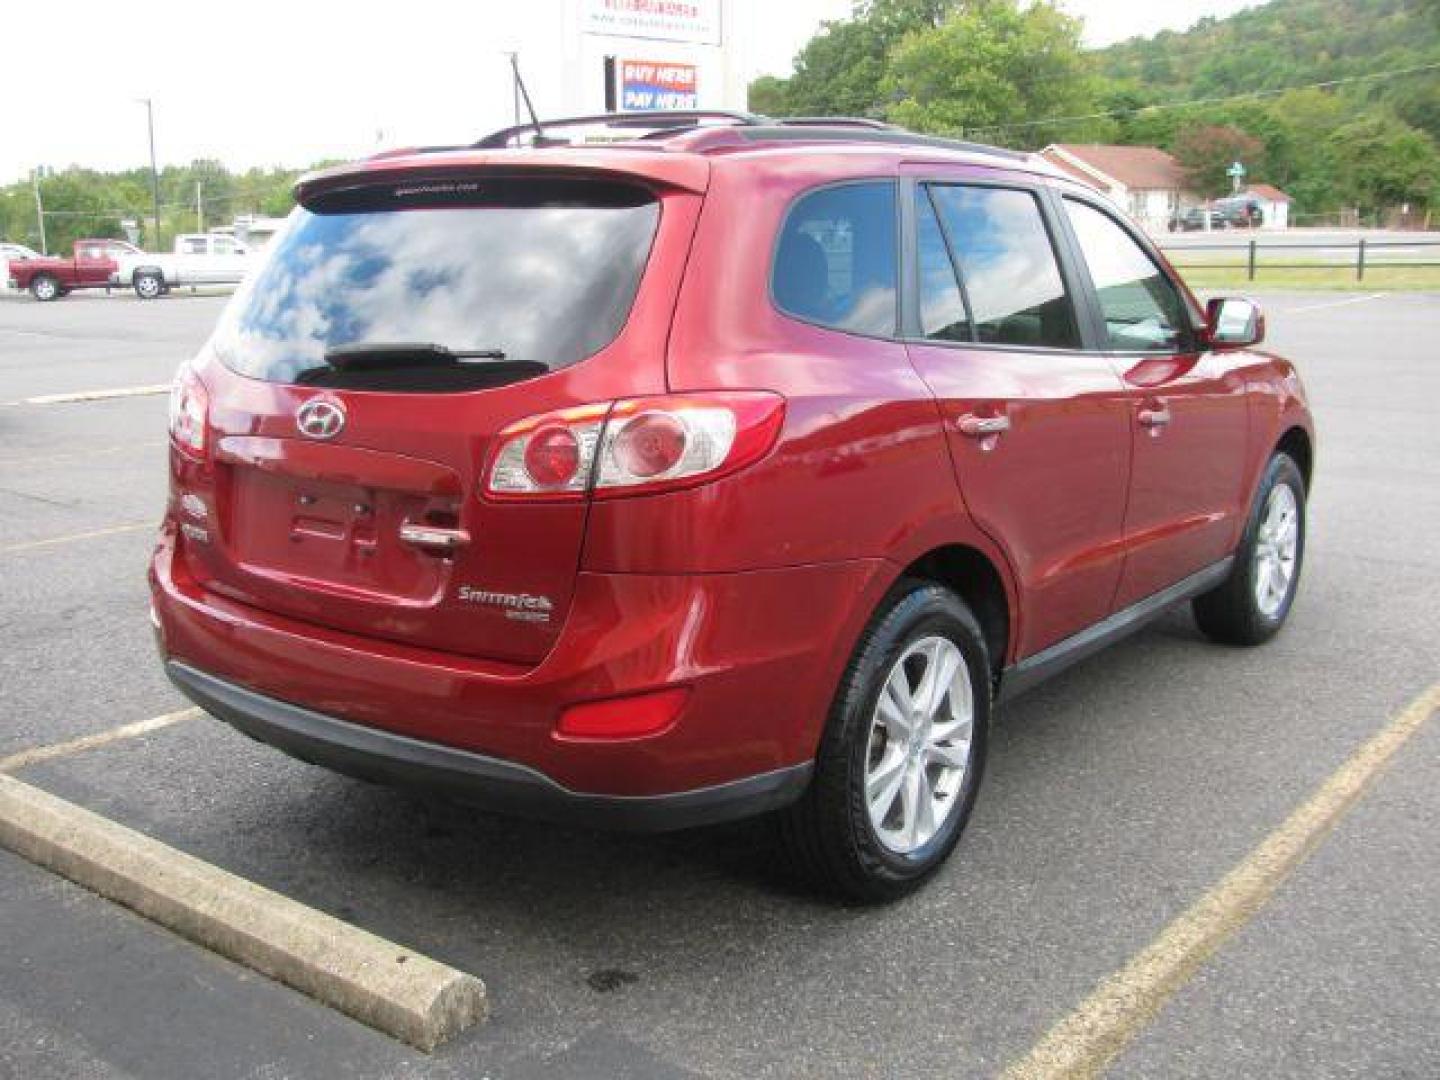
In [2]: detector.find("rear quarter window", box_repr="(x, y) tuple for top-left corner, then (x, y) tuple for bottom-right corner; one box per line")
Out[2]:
(771, 181), (898, 337)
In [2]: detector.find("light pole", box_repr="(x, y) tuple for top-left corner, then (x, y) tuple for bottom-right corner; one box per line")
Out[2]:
(31, 168), (47, 255)
(137, 98), (162, 251)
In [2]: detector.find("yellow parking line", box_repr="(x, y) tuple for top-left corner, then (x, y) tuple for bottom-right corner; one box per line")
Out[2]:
(1002, 681), (1440, 1080)
(24, 383), (171, 405)
(0, 707), (202, 773)
(0, 440), (164, 468)
(0, 521), (152, 554)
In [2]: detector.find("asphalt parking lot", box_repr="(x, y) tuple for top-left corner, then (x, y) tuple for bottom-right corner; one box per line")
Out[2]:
(1, 289), (1437, 1078)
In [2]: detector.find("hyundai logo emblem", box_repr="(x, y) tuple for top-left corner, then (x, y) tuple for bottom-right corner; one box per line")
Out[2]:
(296, 398), (346, 439)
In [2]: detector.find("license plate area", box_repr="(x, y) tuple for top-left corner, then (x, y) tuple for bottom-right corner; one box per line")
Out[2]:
(229, 468), (457, 604)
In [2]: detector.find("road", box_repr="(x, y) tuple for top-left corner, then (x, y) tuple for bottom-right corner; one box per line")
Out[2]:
(1153, 228), (1440, 264)
(1, 289), (1437, 1078)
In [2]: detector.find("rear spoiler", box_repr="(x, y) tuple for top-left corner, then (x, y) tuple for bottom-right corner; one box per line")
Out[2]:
(295, 149), (710, 207)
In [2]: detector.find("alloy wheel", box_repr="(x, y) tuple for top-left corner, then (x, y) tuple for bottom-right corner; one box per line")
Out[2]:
(1254, 482), (1299, 617)
(864, 636), (974, 855)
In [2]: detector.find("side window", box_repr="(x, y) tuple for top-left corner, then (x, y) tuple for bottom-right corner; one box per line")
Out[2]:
(214, 238), (237, 255)
(181, 237), (207, 254)
(772, 182), (897, 336)
(915, 189), (970, 341)
(1063, 198), (1193, 353)
(928, 185), (1080, 349)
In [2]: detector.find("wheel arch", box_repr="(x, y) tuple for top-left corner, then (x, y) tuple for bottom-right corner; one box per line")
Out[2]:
(1275, 425), (1312, 492)
(898, 544), (1011, 680)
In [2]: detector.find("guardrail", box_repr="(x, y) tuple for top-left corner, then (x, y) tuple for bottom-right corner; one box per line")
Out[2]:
(1156, 237), (1440, 282)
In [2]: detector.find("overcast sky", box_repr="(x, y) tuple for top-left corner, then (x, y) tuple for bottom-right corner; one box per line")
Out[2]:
(0, 0), (1261, 184)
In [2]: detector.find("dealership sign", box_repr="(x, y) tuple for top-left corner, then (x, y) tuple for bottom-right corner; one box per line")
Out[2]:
(620, 60), (698, 110)
(582, 0), (721, 45)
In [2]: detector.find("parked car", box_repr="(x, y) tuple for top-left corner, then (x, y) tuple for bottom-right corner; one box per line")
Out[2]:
(1214, 196), (1263, 228)
(151, 114), (1313, 901)
(1, 243), (41, 292)
(7, 238), (141, 300)
(113, 233), (255, 298)
(1, 242), (41, 265)
(1170, 206), (1223, 231)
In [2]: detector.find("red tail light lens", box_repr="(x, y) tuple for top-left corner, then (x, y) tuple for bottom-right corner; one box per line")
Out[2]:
(486, 403), (608, 499)
(168, 364), (210, 458)
(483, 392), (784, 501)
(523, 425), (582, 487)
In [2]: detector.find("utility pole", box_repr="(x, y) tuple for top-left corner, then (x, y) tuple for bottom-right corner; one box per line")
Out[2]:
(31, 168), (47, 255)
(195, 180), (203, 233)
(138, 98), (162, 251)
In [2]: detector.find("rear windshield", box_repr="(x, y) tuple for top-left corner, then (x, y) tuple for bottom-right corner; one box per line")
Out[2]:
(211, 177), (660, 385)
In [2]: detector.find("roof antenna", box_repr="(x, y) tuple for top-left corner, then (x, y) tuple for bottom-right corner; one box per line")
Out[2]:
(507, 53), (547, 146)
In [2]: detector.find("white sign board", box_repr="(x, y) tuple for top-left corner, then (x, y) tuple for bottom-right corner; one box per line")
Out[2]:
(581, 0), (722, 45)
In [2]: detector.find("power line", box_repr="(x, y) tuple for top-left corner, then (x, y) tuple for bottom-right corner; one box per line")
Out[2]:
(964, 59), (1440, 136)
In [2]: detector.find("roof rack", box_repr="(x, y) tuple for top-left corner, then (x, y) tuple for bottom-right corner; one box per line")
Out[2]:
(769, 116), (895, 130)
(470, 111), (1028, 163)
(475, 110), (762, 148)
(733, 125), (1030, 161)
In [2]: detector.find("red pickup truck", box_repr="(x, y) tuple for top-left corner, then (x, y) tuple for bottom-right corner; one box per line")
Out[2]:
(7, 239), (143, 301)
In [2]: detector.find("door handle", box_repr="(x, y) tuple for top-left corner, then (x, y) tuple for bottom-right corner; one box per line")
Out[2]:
(1138, 407), (1172, 428)
(399, 521), (470, 554)
(957, 414), (1011, 437)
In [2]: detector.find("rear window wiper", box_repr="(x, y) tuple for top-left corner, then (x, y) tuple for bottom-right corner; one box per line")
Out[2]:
(322, 342), (512, 369)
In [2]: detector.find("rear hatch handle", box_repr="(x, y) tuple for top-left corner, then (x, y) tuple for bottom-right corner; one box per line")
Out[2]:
(399, 520), (471, 555)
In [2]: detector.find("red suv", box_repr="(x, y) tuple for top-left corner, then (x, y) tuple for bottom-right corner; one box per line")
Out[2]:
(151, 114), (1313, 900)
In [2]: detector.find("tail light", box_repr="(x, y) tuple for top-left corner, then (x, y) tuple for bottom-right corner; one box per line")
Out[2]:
(168, 363), (210, 458)
(556, 687), (690, 740)
(484, 392), (784, 501)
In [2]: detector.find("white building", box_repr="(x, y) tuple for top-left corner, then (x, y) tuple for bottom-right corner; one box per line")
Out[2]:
(1039, 144), (1199, 234)
(1239, 184), (1292, 230)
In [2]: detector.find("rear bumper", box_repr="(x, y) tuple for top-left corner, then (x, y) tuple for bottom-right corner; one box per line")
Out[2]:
(151, 524), (888, 816)
(166, 660), (811, 832)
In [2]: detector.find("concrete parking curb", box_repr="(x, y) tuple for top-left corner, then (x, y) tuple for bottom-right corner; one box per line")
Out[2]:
(0, 774), (487, 1051)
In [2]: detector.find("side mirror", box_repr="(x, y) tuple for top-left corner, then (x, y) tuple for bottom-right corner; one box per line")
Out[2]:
(1206, 296), (1264, 348)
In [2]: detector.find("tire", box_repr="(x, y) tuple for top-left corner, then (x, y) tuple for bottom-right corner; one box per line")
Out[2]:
(30, 274), (60, 302)
(1193, 452), (1306, 646)
(134, 271), (164, 299)
(778, 580), (991, 903)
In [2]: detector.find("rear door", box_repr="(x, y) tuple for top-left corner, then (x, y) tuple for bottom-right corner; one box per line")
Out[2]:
(901, 172), (1132, 657)
(180, 170), (701, 664)
(210, 235), (246, 283)
(1055, 193), (1250, 607)
(172, 236), (203, 284)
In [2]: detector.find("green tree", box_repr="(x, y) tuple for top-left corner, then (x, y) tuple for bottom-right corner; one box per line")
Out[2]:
(1327, 113), (1440, 211)
(1173, 123), (1265, 199)
(748, 75), (791, 115)
(882, 0), (1100, 146)
(747, 0), (950, 117)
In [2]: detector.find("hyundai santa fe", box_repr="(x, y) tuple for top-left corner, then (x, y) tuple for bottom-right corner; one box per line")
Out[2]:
(151, 112), (1313, 901)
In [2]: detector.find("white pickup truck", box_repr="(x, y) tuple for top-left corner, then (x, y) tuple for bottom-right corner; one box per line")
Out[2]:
(113, 233), (256, 298)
